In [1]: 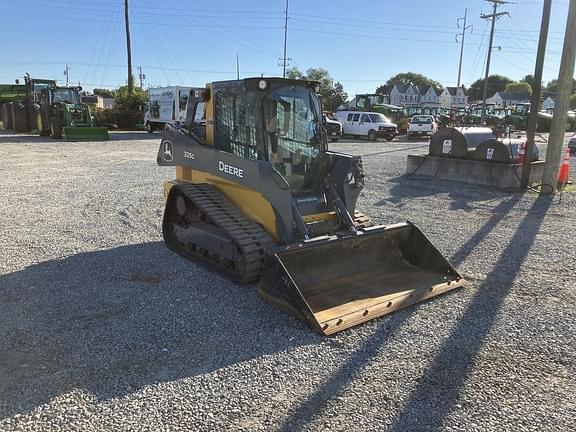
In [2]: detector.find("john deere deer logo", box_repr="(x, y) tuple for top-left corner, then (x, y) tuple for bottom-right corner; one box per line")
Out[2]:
(163, 140), (174, 162)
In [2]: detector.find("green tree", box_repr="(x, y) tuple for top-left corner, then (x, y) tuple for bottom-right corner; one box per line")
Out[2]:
(114, 82), (147, 112)
(285, 67), (303, 80)
(545, 79), (576, 95)
(467, 74), (514, 101)
(375, 72), (443, 95)
(285, 67), (348, 112)
(520, 75), (535, 88)
(505, 82), (533, 96)
(570, 93), (576, 110)
(93, 88), (115, 98)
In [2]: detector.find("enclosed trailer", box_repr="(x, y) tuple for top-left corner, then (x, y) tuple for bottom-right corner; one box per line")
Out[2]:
(144, 86), (196, 132)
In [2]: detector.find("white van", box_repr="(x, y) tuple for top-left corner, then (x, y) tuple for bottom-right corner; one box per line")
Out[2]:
(334, 111), (397, 141)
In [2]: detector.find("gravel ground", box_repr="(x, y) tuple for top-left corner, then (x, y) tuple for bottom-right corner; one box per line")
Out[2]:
(0, 130), (575, 432)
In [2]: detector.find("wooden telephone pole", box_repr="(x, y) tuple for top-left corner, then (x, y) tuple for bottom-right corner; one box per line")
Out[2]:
(542, 0), (576, 190)
(480, 0), (509, 124)
(124, 0), (133, 94)
(520, 0), (551, 189)
(456, 9), (473, 90)
(282, 0), (289, 78)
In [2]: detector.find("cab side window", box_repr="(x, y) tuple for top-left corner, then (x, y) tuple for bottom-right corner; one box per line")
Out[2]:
(214, 88), (258, 160)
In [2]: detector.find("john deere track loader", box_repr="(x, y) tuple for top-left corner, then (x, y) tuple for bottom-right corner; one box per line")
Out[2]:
(157, 77), (464, 335)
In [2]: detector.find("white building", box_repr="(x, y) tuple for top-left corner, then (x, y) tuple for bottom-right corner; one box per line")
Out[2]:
(542, 96), (555, 111)
(96, 95), (116, 109)
(486, 92), (530, 108)
(419, 85), (442, 107)
(389, 83), (421, 107)
(439, 86), (468, 109)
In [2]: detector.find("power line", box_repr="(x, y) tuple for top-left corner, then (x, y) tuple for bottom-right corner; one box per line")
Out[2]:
(468, 20), (490, 83)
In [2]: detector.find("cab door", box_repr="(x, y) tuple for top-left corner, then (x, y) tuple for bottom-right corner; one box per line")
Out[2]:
(358, 113), (372, 136)
(347, 112), (361, 135)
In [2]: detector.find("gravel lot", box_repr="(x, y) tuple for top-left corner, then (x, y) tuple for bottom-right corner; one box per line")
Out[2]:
(0, 130), (575, 432)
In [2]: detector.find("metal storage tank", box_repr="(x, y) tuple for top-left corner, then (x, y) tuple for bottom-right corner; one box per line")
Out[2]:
(473, 138), (539, 163)
(429, 127), (495, 158)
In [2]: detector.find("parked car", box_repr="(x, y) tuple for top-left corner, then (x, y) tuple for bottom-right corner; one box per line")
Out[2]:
(407, 114), (437, 139)
(323, 114), (343, 142)
(568, 133), (576, 154)
(334, 111), (397, 141)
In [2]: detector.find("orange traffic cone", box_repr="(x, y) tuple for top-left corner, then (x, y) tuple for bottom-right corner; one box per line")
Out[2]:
(556, 146), (571, 191)
(516, 141), (526, 165)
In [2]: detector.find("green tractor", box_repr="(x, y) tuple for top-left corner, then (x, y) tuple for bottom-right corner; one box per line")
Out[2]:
(504, 103), (563, 133)
(23, 75), (109, 140)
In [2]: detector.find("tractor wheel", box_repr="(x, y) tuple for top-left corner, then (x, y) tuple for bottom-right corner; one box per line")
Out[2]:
(1, 103), (13, 130)
(38, 112), (50, 136)
(27, 103), (40, 133)
(367, 130), (378, 141)
(13, 102), (29, 132)
(50, 118), (63, 139)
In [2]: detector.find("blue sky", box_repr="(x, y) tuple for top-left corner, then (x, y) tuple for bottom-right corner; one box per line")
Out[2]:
(0, 0), (571, 96)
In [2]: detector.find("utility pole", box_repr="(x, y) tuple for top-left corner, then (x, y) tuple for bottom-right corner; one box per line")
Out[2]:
(520, 0), (551, 189)
(542, 0), (576, 191)
(282, 0), (289, 78)
(456, 9), (473, 89)
(138, 66), (146, 89)
(64, 63), (69, 86)
(236, 53), (240, 80)
(480, 0), (509, 123)
(124, 0), (133, 94)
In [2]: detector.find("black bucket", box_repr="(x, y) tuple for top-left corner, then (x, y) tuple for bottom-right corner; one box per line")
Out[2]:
(259, 222), (464, 335)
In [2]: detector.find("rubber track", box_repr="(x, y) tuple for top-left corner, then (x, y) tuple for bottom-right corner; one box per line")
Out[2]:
(168, 183), (274, 283)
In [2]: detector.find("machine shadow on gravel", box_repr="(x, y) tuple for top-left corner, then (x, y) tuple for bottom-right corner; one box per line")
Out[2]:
(276, 309), (416, 431)
(0, 242), (317, 418)
(449, 194), (523, 267)
(379, 175), (514, 212)
(386, 194), (553, 431)
(276, 194), (551, 431)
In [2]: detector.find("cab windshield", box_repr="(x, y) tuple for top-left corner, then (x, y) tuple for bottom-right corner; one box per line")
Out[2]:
(52, 89), (79, 104)
(263, 85), (323, 193)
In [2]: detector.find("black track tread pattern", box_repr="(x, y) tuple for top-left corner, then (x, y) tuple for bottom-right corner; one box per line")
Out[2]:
(164, 183), (274, 283)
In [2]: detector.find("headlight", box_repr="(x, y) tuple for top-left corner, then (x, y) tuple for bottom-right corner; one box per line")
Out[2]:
(258, 79), (268, 90)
